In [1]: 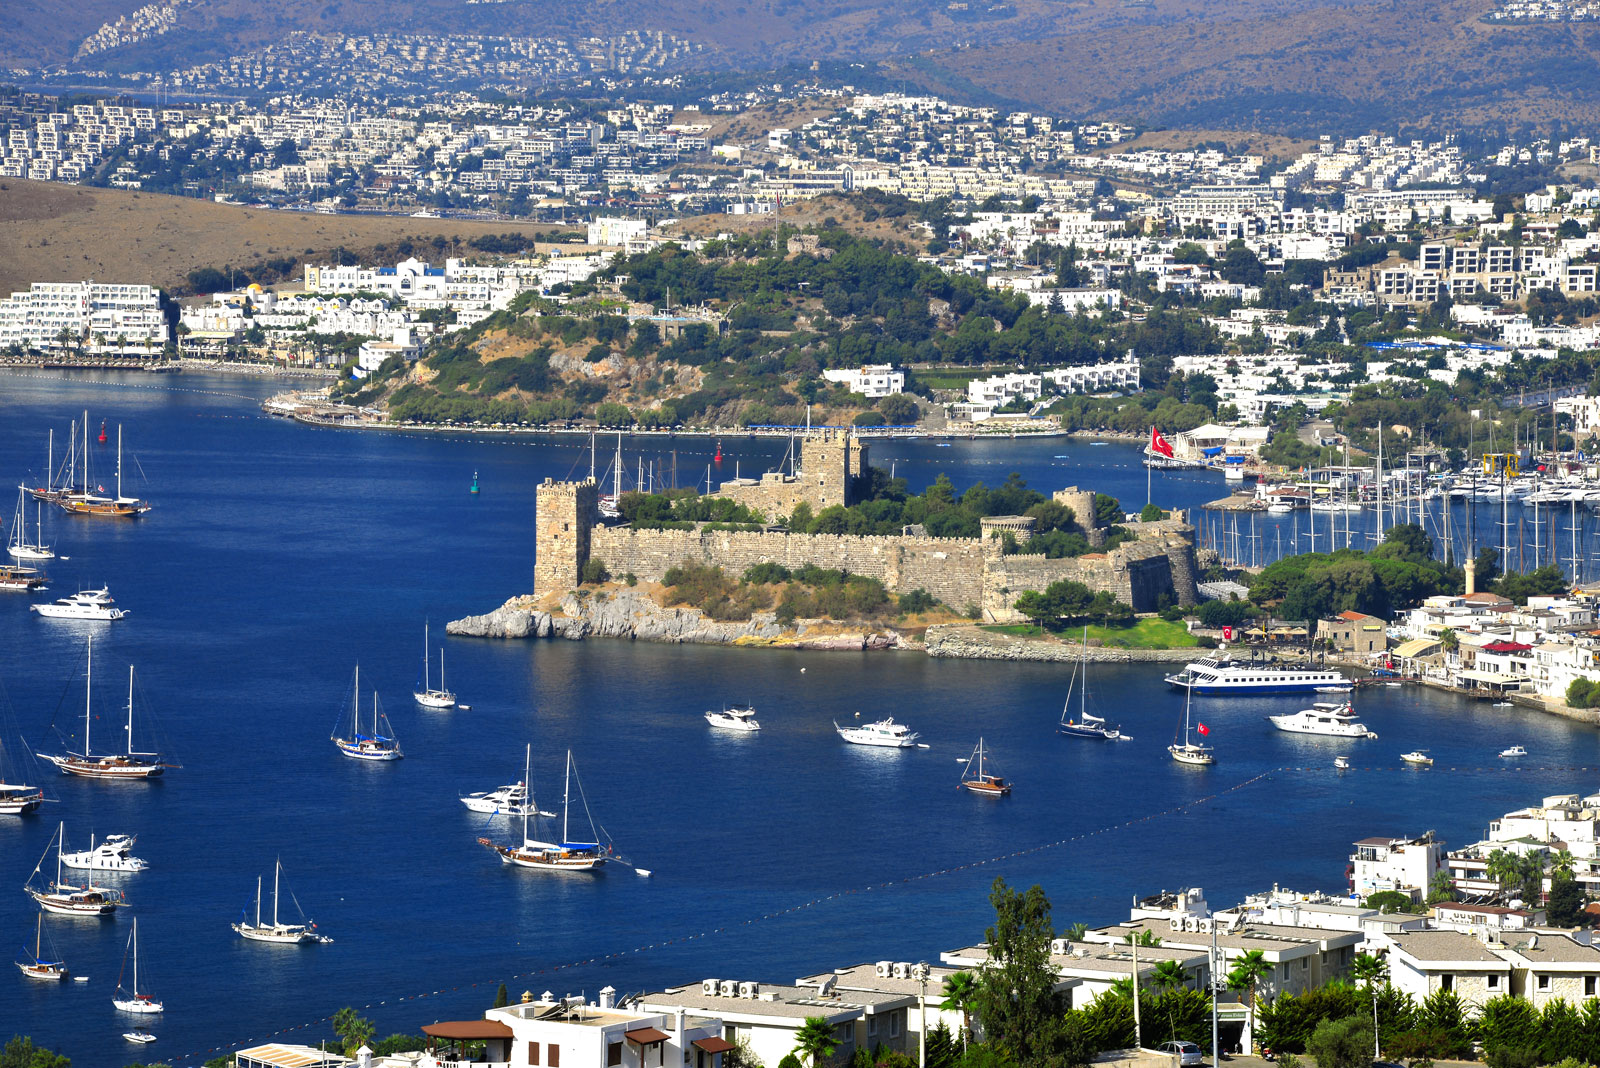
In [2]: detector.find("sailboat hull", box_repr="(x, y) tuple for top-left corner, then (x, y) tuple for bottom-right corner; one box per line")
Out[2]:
(60, 498), (148, 518)
(17, 962), (67, 980)
(232, 923), (322, 944)
(479, 838), (607, 871)
(1168, 744), (1215, 766)
(8, 546), (54, 561)
(31, 891), (120, 916)
(41, 754), (163, 779)
(334, 740), (403, 761)
(0, 788), (44, 814)
(113, 997), (163, 1013)
(413, 690), (457, 709)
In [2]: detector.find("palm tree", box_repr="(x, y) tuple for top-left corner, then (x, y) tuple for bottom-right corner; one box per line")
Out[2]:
(792, 1016), (839, 1068)
(331, 1006), (375, 1056)
(939, 971), (977, 1051)
(1123, 929), (1162, 947)
(1485, 848), (1521, 890)
(1349, 953), (1388, 1061)
(1226, 950), (1272, 1054)
(1150, 960), (1186, 993)
(1064, 922), (1089, 941)
(1552, 850), (1575, 879)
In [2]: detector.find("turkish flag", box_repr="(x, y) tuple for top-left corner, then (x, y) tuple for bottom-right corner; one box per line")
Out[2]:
(1197, 723), (1210, 736)
(1150, 426), (1175, 459)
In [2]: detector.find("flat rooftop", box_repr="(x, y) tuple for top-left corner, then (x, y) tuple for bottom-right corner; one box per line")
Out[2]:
(639, 982), (909, 1019)
(796, 962), (964, 996)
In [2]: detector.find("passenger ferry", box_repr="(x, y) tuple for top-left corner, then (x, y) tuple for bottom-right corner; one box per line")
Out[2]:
(1165, 655), (1346, 695)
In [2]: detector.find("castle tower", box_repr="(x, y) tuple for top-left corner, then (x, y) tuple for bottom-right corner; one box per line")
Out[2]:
(533, 478), (599, 598)
(800, 431), (867, 510)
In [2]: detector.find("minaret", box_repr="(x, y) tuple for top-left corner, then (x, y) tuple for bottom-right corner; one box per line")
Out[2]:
(1464, 555), (1477, 597)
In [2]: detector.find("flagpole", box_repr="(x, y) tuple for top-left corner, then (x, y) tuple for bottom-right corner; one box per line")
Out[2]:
(1147, 426), (1153, 507)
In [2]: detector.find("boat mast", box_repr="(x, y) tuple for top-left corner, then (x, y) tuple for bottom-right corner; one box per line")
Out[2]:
(116, 425), (123, 501)
(273, 859), (280, 928)
(523, 743), (532, 846)
(131, 919), (138, 997)
(422, 622), (430, 692)
(85, 638), (93, 757)
(82, 412), (88, 498)
(256, 874), (263, 928)
(563, 750), (572, 845)
(126, 665), (135, 758)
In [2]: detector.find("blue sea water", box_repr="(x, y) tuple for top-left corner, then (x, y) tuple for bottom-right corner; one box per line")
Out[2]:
(0, 371), (1597, 1066)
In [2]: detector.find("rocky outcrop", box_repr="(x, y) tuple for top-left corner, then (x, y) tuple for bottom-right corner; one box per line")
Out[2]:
(448, 591), (905, 650)
(923, 624), (1200, 663)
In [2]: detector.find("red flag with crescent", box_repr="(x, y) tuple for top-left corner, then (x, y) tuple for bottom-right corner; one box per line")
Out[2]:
(1150, 426), (1175, 459)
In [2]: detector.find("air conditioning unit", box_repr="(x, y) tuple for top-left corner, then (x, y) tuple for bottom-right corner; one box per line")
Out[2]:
(1197, 918), (1214, 933)
(702, 979), (720, 996)
(875, 961), (895, 978)
(1050, 939), (1070, 955)
(719, 980), (738, 998)
(893, 963), (911, 980)
(1169, 917), (1183, 931)
(740, 982), (759, 999)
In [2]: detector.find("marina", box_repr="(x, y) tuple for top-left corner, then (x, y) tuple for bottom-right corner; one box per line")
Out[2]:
(7, 372), (1600, 1065)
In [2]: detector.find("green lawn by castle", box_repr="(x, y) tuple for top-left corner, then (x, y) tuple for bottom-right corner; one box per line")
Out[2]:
(980, 618), (1199, 648)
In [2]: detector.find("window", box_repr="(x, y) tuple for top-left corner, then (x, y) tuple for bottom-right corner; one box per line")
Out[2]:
(530, 1043), (541, 1066)
(1487, 974), (1500, 990)
(867, 1017), (878, 1038)
(1586, 976), (1596, 998)
(1440, 974), (1453, 991)
(549, 1044), (561, 1067)
(889, 1013), (902, 1038)
(1538, 974), (1551, 991)
(609, 1044), (623, 1067)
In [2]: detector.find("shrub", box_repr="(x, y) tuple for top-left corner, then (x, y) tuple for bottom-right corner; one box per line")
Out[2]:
(625, 572), (637, 587)
(744, 562), (793, 585)
(1566, 677), (1600, 708)
(898, 589), (937, 615)
(1305, 1016), (1374, 1068)
(579, 559), (610, 585)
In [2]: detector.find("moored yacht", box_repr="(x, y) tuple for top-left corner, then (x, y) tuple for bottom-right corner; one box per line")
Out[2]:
(412, 621), (457, 709)
(0, 564), (48, 592)
(331, 664), (403, 761)
(479, 747), (613, 872)
(16, 914), (67, 980)
(233, 859), (331, 944)
(1058, 628), (1121, 740)
(1268, 703), (1377, 739)
(25, 823), (126, 916)
(38, 641), (170, 779)
(60, 833), (148, 872)
(1499, 745), (1528, 759)
(461, 780), (549, 817)
(31, 588), (126, 620)
(835, 716), (920, 747)
(959, 738), (1011, 796)
(705, 704), (761, 732)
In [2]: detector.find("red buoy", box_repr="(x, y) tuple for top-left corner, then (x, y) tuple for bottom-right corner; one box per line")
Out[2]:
(713, 440), (723, 464)
(97, 420), (107, 444)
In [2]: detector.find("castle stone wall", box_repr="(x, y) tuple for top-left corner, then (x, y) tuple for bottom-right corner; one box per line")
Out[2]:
(980, 541), (1179, 621)
(589, 526), (989, 611)
(533, 478), (599, 597)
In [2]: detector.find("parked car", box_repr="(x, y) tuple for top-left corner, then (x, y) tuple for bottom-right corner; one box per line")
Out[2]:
(1159, 1040), (1204, 1066)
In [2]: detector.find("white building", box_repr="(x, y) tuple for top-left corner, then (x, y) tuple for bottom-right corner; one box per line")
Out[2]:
(1348, 833), (1446, 901)
(587, 218), (649, 247)
(0, 281), (169, 354)
(822, 364), (905, 398)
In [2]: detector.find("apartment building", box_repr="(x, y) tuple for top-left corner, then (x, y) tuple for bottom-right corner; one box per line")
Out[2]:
(0, 281), (168, 354)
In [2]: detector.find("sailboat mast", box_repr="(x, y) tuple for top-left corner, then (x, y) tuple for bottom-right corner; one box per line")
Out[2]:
(126, 665), (135, 757)
(273, 860), (280, 927)
(85, 638), (93, 756)
(422, 622), (430, 692)
(132, 919), (138, 996)
(523, 744), (532, 844)
(117, 425), (123, 500)
(563, 751), (571, 844)
(45, 429), (52, 494)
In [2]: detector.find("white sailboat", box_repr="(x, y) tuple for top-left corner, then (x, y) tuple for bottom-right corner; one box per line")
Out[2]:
(1168, 686), (1215, 766)
(233, 859), (332, 944)
(15, 913), (68, 980)
(8, 487), (53, 560)
(38, 640), (169, 779)
(112, 919), (162, 1013)
(1058, 627), (1122, 740)
(25, 822), (126, 916)
(479, 746), (611, 871)
(331, 664), (403, 761)
(413, 621), (457, 709)
(0, 692), (45, 814)
(959, 737), (1011, 796)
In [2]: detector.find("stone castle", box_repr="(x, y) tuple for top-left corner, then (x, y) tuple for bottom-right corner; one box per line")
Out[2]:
(533, 433), (1198, 621)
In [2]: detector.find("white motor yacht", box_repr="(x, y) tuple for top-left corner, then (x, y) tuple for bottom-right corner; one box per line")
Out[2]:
(1499, 745), (1528, 759)
(1400, 750), (1434, 766)
(705, 704), (761, 732)
(31, 587), (126, 621)
(461, 781), (548, 817)
(60, 833), (148, 872)
(835, 717), (920, 747)
(1268, 703), (1377, 739)
(1333, 756), (1351, 770)
(123, 1033), (156, 1044)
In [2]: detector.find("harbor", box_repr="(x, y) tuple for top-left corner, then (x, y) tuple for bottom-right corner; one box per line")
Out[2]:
(4, 369), (1600, 1065)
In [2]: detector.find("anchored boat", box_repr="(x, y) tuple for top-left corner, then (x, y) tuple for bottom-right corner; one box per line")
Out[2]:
(38, 640), (171, 779)
(331, 664), (403, 761)
(25, 823), (126, 916)
(480, 746), (613, 872)
(959, 738), (1011, 797)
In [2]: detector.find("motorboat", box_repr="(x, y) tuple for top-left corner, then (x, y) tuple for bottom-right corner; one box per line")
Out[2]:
(38, 640), (170, 779)
(111, 919), (162, 1013)
(1058, 628), (1122, 740)
(25, 823), (126, 916)
(1499, 745), (1528, 759)
(1400, 750), (1434, 766)
(16, 914), (67, 981)
(960, 738), (1011, 797)
(331, 664), (403, 761)
(1315, 685), (1355, 694)
(61, 833), (148, 872)
(1268, 703), (1377, 739)
(0, 564), (48, 592)
(480, 746), (613, 872)
(462, 781), (535, 815)
(1493, 701), (1514, 708)
(705, 704), (761, 732)
(123, 1033), (157, 1044)
(413, 620), (457, 709)
(835, 717), (920, 747)
(31, 587), (126, 620)
(233, 859), (332, 944)
(1168, 687), (1215, 766)
(1333, 756), (1351, 771)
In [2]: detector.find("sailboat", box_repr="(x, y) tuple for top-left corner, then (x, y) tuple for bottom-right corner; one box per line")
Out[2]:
(25, 823), (126, 916)
(8, 488), (54, 560)
(112, 919), (162, 1013)
(1168, 686), (1215, 766)
(233, 859), (332, 944)
(16, 914), (68, 980)
(1057, 627), (1122, 740)
(959, 738), (1011, 796)
(25, 424), (75, 503)
(331, 665), (403, 761)
(479, 747), (612, 871)
(413, 621), (457, 709)
(38, 639), (171, 779)
(60, 423), (149, 517)
(0, 691), (45, 814)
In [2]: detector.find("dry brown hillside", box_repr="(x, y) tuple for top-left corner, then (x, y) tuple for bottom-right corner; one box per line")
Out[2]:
(0, 180), (558, 297)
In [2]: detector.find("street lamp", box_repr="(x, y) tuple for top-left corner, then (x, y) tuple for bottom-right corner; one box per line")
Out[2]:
(913, 962), (931, 1068)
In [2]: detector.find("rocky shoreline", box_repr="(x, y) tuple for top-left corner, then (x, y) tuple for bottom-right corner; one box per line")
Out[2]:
(923, 624), (1199, 663)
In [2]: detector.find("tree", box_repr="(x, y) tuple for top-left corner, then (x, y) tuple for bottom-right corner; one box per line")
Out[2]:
(1547, 872), (1584, 926)
(878, 393), (920, 425)
(1226, 949), (1273, 1050)
(1426, 870), (1456, 905)
(1348, 953), (1387, 1061)
(1139, 503), (1167, 522)
(971, 878), (1064, 1067)
(792, 1017), (839, 1068)
(939, 972), (978, 1051)
(331, 1008), (376, 1056)
(494, 983), (509, 1008)
(1364, 890), (1415, 914)
(1304, 1016), (1374, 1068)
(0, 1037), (70, 1068)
